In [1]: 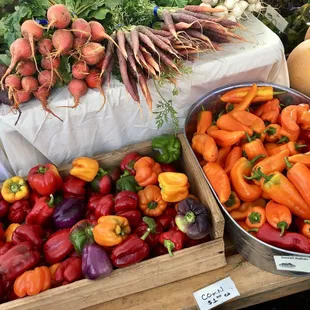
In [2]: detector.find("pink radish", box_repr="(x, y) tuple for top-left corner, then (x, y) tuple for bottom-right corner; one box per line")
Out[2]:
(0, 38), (32, 87)
(85, 68), (106, 111)
(41, 57), (61, 70)
(72, 18), (91, 39)
(47, 4), (71, 29)
(58, 79), (88, 109)
(52, 29), (74, 57)
(38, 38), (53, 56)
(5, 75), (21, 90)
(89, 21), (118, 46)
(73, 37), (88, 49)
(72, 61), (89, 79)
(16, 60), (36, 76)
(21, 76), (38, 93)
(38, 70), (57, 89)
(33, 87), (63, 122)
(81, 42), (105, 65)
(12, 90), (32, 108)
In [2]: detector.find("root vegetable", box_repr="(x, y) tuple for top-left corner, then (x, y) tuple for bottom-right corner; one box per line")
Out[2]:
(72, 61), (89, 80)
(33, 87), (63, 122)
(224, 0), (236, 10)
(212, 5), (229, 17)
(125, 32), (148, 68)
(184, 5), (225, 12)
(16, 60), (36, 76)
(38, 70), (57, 89)
(138, 32), (158, 55)
(147, 29), (172, 37)
(61, 79), (88, 108)
(52, 29), (74, 57)
(95, 58), (104, 70)
(126, 44), (138, 76)
(41, 57), (61, 70)
(81, 42), (105, 65)
(99, 37), (115, 77)
(161, 10), (178, 39)
(5, 75), (21, 90)
(21, 76), (38, 93)
(89, 21), (118, 46)
(231, 4), (245, 18)
(72, 18), (91, 39)
(38, 38), (53, 56)
(73, 37), (88, 49)
(131, 28), (140, 63)
(47, 4), (71, 29)
(116, 29), (128, 60)
(13, 90), (32, 106)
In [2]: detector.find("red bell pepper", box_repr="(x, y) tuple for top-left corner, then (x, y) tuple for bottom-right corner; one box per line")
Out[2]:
(114, 191), (138, 213)
(85, 211), (97, 220)
(55, 257), (83, 285)
(0, 242), (13, 255)
(43, 229), (74, 264)
(90, 168), (112, 195)
(87, 193), (104, 213)
(0, 242), (41, 281)
(159, 229), (186, 257)
(120, 152), (141, 176)
(156, 207), (177, 231)
(111, 234), (149, 267)
(8, 200), (31, 224)
(0, 193), (9, 219)
(25, 195), (55, 226)
(63, 175), (87, 200)
(28, 164), (63, 196)
(0, 223), (4, 241)
(12, 224), (44, 250)
(94, 194), (115, 219)
(116, 210), (142, 229)
(160, 163), (177, 172)
(152, 243), (168, 257)
(0, 280), (12, 303)
(28, 191), (42, 207)
(184, 235), (210, 248)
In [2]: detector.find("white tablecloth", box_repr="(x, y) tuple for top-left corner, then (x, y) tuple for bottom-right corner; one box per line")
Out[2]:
(0, 15), (289, 179)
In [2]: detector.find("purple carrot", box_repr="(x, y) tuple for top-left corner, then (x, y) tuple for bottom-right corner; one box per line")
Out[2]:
(116, 29), (128, 60)
(175, 9), (223, 23)
(105, 57), (115, 87)
(138, 32), (159, 55)
(148, 29), (172, 37)
(161, 10), (178, 39)
(125, 44), (138, 76)
(100, 35), (115, 78)
(156, 49), (180, 74)
(203, 30), (231, 43)
(130, 28), (140, 64)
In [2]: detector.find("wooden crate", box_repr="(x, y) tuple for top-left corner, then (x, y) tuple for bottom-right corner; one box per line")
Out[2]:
(1, 134), (225, 310)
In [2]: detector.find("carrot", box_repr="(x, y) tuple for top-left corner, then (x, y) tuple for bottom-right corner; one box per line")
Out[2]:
(126, 44), (138, 76)
(105, 57), (115, 87)
(156, 49), (180, 74)
(184, 5), (226, 13)
(99, 36), (115, 78)
(138, 32), (159, 55)
(136, 67), (152, 111)
(130, 28), (140, 64)
(176, 9), (222, 23)
(140, 47), (160, 73)
(129, 72), (140, 105)
(125, 32), (148, 69)
(184, 29), (214, 49)
(203, 30), (231, 44)
(116, 29), (128, 60)
(161, 10), (178, 39)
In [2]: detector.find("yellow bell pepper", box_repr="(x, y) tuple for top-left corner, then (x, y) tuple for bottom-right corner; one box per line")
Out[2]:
(70, 157), (99, 182)
(1, 176), (29, 203)
(158, 172), (190, 203)
(5, 223), (20, 242)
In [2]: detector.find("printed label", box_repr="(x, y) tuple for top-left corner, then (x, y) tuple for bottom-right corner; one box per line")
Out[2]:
(265, 5), (289, 33)
(274, 256), (310, 273)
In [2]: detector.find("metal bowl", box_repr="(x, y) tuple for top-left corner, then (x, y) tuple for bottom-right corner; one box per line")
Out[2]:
(184, 82), (310, 276)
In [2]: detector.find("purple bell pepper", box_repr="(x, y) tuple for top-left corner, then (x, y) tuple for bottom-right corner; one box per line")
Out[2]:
(82, 243), (113, 280)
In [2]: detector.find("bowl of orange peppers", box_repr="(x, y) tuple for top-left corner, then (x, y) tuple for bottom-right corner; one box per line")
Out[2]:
(185, 82), (310, 276)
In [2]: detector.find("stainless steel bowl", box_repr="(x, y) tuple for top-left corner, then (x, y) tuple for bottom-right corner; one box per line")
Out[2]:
(184, 82), (310, 276)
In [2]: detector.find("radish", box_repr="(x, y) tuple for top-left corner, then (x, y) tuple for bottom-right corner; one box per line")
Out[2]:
(89, 21), (118, 45)
(0, 38), (32, 87)
(47, 4), (71, 29)
(5, 75), (21, 90)
(38, 38), (53, 56)
(212, 5), (228, 17)
(16, 60), (36, 76)
(13, 90), (32, 107)
(38, 70), (57, 89)
(81, 42), (105, 65)
(59, 79), (88, 109)
(72, 18), (91, 39)
(85, 68), (106, 111)
(73, 37), (88, 49)
(52, 29), (74, 57)
(41, 57), (61, 70)
(21, 76), (38, 93)
(33, 87), (63, 122)
(72, 61), (89, 79)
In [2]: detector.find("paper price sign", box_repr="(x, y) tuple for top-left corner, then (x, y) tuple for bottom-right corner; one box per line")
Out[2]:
(274, 256), (310, 273)
(193, 277), (240, 310)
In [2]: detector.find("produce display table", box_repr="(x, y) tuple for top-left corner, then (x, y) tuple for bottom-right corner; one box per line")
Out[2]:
(87, 238), (310, 310)
(0, 15), (289, 179)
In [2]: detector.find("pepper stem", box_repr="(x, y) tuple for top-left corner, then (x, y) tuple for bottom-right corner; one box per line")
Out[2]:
(38, 166), (48, 174)
(277, 221), (288, 236)
(249, 154), (266, 166)
(256, 167), (273, 182)
(304, 220), (310, 225)
(147, 201), (158, 210)
(184, 211), (196, 224)
(284, 157), (293, 169)
(273, 91), (287, 96)
(264, 127), (276, 136)
(47, 194), (54, 207)
(248, 228), (259, 233)
(277, 136), (289, 144)
(244, 169), (261, 181)
(248, 212), (261, 224)
(10, 183), (20, 193)
(164, 239), (175, 257)
(97, 168), (107, 177)
(225, 193), (236, 207)
(142, 216), (156, 233)
(226, 104), (234, 112)
(245, 132), (252, 143)
(121, 170), (131, 177)
(141, 228), (151, 240)
(201, 106), (205, 111)
(295, 143), (307, 150)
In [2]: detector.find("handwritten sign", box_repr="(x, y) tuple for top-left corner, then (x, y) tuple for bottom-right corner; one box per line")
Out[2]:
(274, 256), (310, 273)
(193, 277), (240, 310)
(265, 5), (288, 33)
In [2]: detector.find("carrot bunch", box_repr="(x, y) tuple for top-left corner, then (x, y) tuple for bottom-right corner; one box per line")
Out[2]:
(191, 83), (310, 242)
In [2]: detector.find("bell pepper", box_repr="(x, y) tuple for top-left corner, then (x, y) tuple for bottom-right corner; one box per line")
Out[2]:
(295, 218), (310, 239)
(281, 105), (307, 134)
(230, 198), (266, 220)
(94, 194), (115, 219)
(220, 86), (284, 103)
(87, 193), (104, 213)
(264, 124), (280, 143)
(257, 223), (310, 253)
(63, 175), (87, 199)
(28, 191), (42, 206)
(49, 263), (60, 287)
(90, 168), (112, 195)
(120, 152), (142, 176)
(0, 242), (13, 255)
(297, 110), (310, 130)
(82, 243), (113, 280)
(152, 243), (168, 257)
(216, 146), (232, 169)
(175, 198), (211, 240)
(1, 176), (29, 203)
(156, 207), (177, 231)
(12, 224), (44, 250)
(5, 223), (20, 242)
(209, 130), (245, 147)
(203, 162), (231, 204)
(158, 172), (189, 203)
(160, 163), (177, 172)
(237, 221), (258, 236)
(7, 200), (31, 224)
(69, 219), (96, 255)
(134, 157), (162, 187)
(224, 146), (242, 175)
(287, 153), (310, 168)
(223, 191), (240, 212)
(55, 257), (83, 285)
(134, 216), (163, 248)
(265, 141), (306, 156)
(243, 133), (268, 161)
(114, 191), (138, 213)
(13, 266), (51, 297)
(151, 134), (181, 164)
(207, 124), (219, 135)
(0, 223), (4, 241)
(265, 201), (292, 236)
(93, 215), (131, 247)
(0, 193), (9, 219)
(159, 228), (185, 257)
(28, 164), (63, 196)
(196, 110), (212, 134)
(278, 126), (299, 142)
(111, 234), (150, 268)
(138, 185), (168, 217)
(25, 195), (55, 226)
(70, 157), (99, 182)
(43, 229), (74, 264)
(245, 206), (266, 229)
(116, 210), (142, 229)
(116, 171), (142, 193)
(216, 113), (253, 135)
(191, 134), (218, 162)
(106, 166), (122, 190)
(231, 155), (264, 202)
(53, 198), (86, 229)
(230, 110), (265, 134)
(0, 242), (41, 281)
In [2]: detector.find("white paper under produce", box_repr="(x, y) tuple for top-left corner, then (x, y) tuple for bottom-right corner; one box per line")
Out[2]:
(0, 15), (290, 179)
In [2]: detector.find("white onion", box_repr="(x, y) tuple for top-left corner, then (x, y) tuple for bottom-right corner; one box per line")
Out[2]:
(255, 1), (262, 12)
(224, 0), (236, 10)
(210, 0), (218, 6)
(231, 3), (245, 18)
(202, 0), (212, 4)
(212, 5), (228, 17)
(247, 3), (256, 12)
(248, 0), (258, 4)
(226, 15), (237, 22)
(239, 0), (249, 10)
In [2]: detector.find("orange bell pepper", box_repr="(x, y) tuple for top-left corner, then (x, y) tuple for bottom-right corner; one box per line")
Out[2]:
(70, 157), (99, 182)
(93, 215), (131, 247)
(230, 198), (266, 220)
(265, 141), (306, 156)
(1, 176), (29, 203)
(223, 191), (240, 212)
(237, 221), (258, 236)
(224, 146), (242, 175)
(243, 133), (268, 161)
(230, 155), (265, 202)
(216, 114), (253, 135)
(287, 153), (310, 168)
(229, 110), (265, 134)
(203, 162), (231, 204)
(209, 130), (245, 147)
(216, 146), (232, 168)
(229, 83), (257, 111)
(245, 206), (266, 229)
(134, 157), (162, 187)
(138, 185), (168, 217)
(5, 223), (20, 242)
(196, 110), (212, 134)
(14, 266), (52, 297)
(295, 218), (310, 239)
(265, 201), (292, 236)
(206, 125), (219, 135)
(191, 134), (218, 162)
(264, 124), (281, 143)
